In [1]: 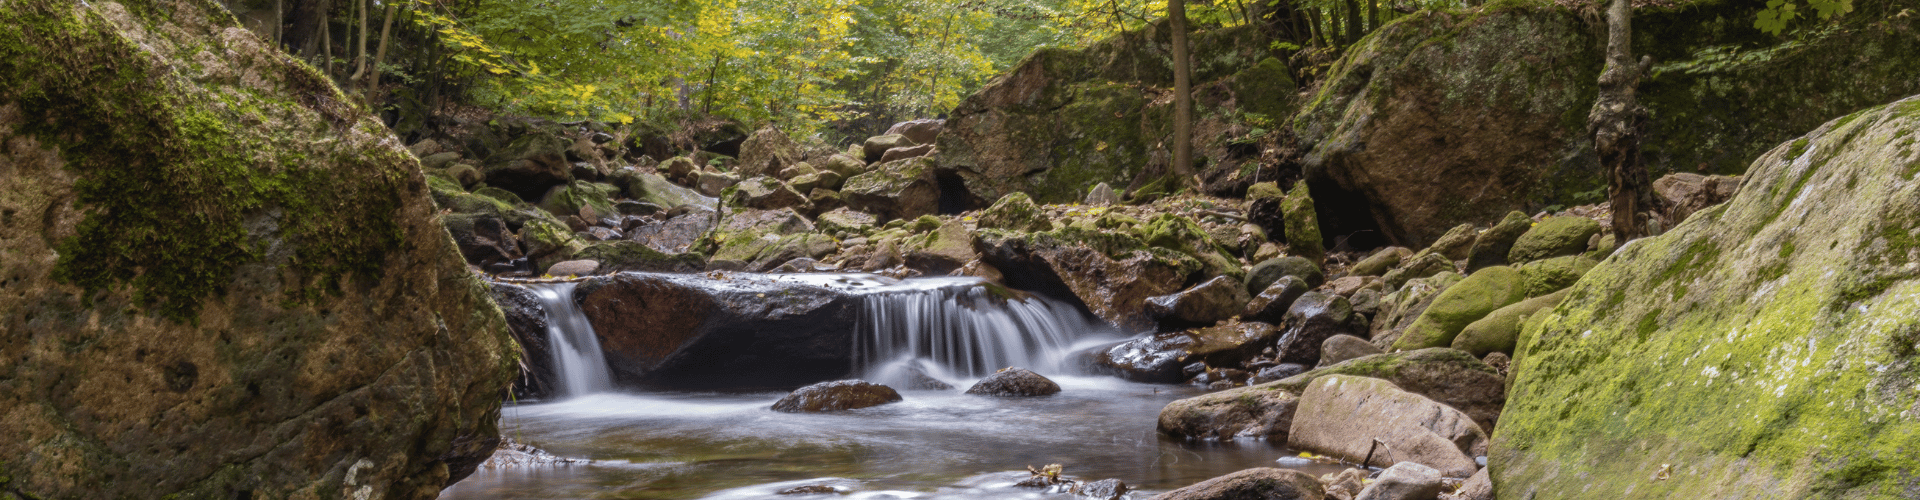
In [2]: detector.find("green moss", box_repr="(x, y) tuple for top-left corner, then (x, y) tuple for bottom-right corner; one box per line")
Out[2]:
(4, 3), (405, 322)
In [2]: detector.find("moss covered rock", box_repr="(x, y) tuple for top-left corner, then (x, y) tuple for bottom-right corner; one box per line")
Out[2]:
(1492, 95), (1920, 499)
(1280, 181), (1325, 262)
(1507, 216), (1601, 263)
(1247, 255), (1324, 294)
(976, 227), (1203, 330)
(538, 180), (619, 221)
(1369, 272), (1464, 348)
(1350, 246), (1412, 277)
(1515, 254), (1597, 297)
(976, 192), (1053, 232)
(1271, 348), (1506, 431)
(0, 1), (514, 497)
(842, 157), (938, 222)
(1451, 289), (1567, 357)
(1466, 211), (1532, 271)
(1393, 266), (1528, 351)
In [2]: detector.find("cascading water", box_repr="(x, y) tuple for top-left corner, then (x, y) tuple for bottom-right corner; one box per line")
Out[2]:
(525, 282), (612, 397)
(852, 277), (1114, 387)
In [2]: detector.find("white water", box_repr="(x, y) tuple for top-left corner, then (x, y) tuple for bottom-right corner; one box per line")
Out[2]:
(851, 277), (1119, 388)
(525, 282), (612, 397)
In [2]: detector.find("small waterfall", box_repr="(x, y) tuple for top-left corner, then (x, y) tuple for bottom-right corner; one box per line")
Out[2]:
(526, 282), (613, 397)
(855, 277), (1110, 387)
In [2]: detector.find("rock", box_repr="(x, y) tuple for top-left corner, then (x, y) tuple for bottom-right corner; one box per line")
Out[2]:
(1085, 182), (1120, 205)
(1248, 256), (1325, 294)
(1382, 252), (1455, 290)
(1368, 272), (1462, 349)
(1515, 254), (1597, 296)
(819, 153), (868, 178)
(661, 156), (700, 182)
(712, 232), (838, 272)
(631, 212), (717, 255)
(1350, 288), (1382, 316)
(538, 181), (619, 225)
(1288, 375), (1486, 477)
(976, 192), (1054, 232)
(1138, 213), (1246, 281)
(816, 207), (878, 235)
(1079, 478), (1129, 500)
(1326, 275), (1376, 297)
(1495, 97), (1920, 497)
(786, 172), (824, 193)
(1320, 468), (1368, 500)
(964, 367), (1061, 396)
(420, 150), (462, 170)
(807, 188), (844, 215)
(1354, 462), (1444, 500)
(1086, 336), (1192, 383)
(1652, 172), (1742, 224)
(615, 200), (663, 216)
(1274, 292), (1358, 365)
(1351, 246), (1411, 276)
(1507, 215), (1601, 264)
(1465, 211), (1531, 272)
(627, 171), (713, 210)
(776, 162), (818, 181)
(1270, 348), (1506, 431)
(862, 134), (915, 162)
(1243, 275), (1311, 324)
(696, 170), (742, 197)
(1281, 181), (1326, 263)
(731, 176), (810, 210)
(0, 2), (515, 494)
(576, 273), (860, 389)
(1157, 384), (1300, 440)
(492, 283), (556, 400)
(1480, 352), (1510, 376)
(735, 126), (801, 179)
(901, 218), (978, 274)
(975, 227), (1204, 331)
(1452, 289), (1567, 357)
(1185, 322), (1282, 367)
(1248, 363), (1309, 384)
(1145, 276), (1251, 328)
(842, 157), (939, 222)
(770, 380), (904, 412)
(443, 213), (524, 267)
(482, 126), (576, 202)
(1421, 224), (1477, 261)
(546, 259), (600, 277)
(877, 143), (935, 163)
(885, 118), (945, 145)
(720, 208), (816, 237)
(777, 484), (842, 495)
(1152, 468), (1326, 500)
(573, 241), (707, 273)
(1451, 468), (1493, 500)
(1392, 266), (1527, 351)
(1318, 334), (1383, 367)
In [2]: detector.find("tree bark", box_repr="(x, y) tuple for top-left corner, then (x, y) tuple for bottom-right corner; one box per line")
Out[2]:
(1343, 0), (1362, 45)
(1590, 0), (1657, 241)
(365, 2), (398, 107)
(283, 0), (334, 58)
(1307, 8), (1327, 48)
(1366, 0), (1379, 33)
(349, 0), (369, 85)
(1170, 0), (1195, 182)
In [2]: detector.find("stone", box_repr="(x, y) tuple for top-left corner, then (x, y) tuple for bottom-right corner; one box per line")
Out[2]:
(1085, 182), (1120, 205)
(696, 171), (742, 197)
(816, 208), (878, 235)
(842, 157), (940, 222)
(976, 192), (1054, 232)
(730, 176), (810, 210)
(491, 283), (556, 400)
(1451, 468), (1493, 500)
(878, 143), (935, 163)
(1515, 254), (1597, 296)
(1152, 468), (1326, 500)
(0, 2), (515, 495)
(576, 273), (860, 389)
(1271, 348), (1506, 432)
(1368, 272), (1462, 349)
(661, 156), (700, 182)
(1507, 215), (1602, 264)
(443, 213), (523, 267)
(776, 161), (817, 181)
(1382, 252), (1455, 290)
(1392, 266), (1528, 351)
(1248, 363), (1309, 385)
(787, 172), (824, 193)
(735, 126), (801, 179)
(482, 126), (576, 202)
(1145, 276), (1251, 329)
(630, 212), (717, 255)
(1320, 468), (1368, 500)
(819, 153), (868, 178)
(1079, 478), (1129, 500)
(1327, 275), (1376, 296)
(1281, 181), (1325, 263)
(862, 134), (915, 162)
(1452, 289), (1567, 357)
(1157, 384), (1300, 440)
(1243, 275), (1311, 324)
(421, 150), (462, 170)
(770, 380), (904, 413)
(1495, 98), (1920, 497)
(1354, 462), (1444, 500)
(627, 171), (713, 210)
(1350, 288), (1382, 316)
(1318, 334), (1383, 367)
(1350, 246), (1411, 276)
(546, 259), (600, 277)
(1652, 172), (1742, 224)
(975, 228), (1204, 331)
(1274, 292), (1358, 365)
(964, 367), (1061, 396)
(573, 241), (707, 274)
(1248, 255), (1325, 294)
(1085, 335), (1193, 383)
(884, 118), (945, 145)
(1465, 211), (1531, 272)
(1422, 223), (1477, 261)
(1288, 375), (1486, 477)
(538, 181), (619, 225)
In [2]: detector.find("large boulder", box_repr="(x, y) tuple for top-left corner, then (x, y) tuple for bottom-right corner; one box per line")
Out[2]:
(1392, 266), (1528, 351)
(885, 118), (945, 145)
(975, 192), (1054, 232)
(1281, 181), (1326, 262)
(842, 157), (939, 222)
(1157, 384), (1299, 440)
(735, 126), (801, 179)
(491, 283), (556, 400)
(1465, 211), (1532, 272)
(1145, 276), (1250, 329)
(1270, 348), (1506, 431)
(976, 227), (1204, 331)
(630, 212), (717, 255)
(1273, 292), (1358, 365)
(1494, 96), (1920, 498)
(1451, 289), (1567, 357)
(1152, 468), (1325, 500)
(627, 171), (714, 210)
(1317, 334), (1383, 367)
(575, 273), (859, 389)
(0, 2), (515, 496)
(482, 127), (575, 202)
(1288, 375), (1486, 477)
(862, 134), (916, 163)
(1506, 215), (1600, 264)
(1085, 322), (1277, 382)
(770, 380), (903, 413)
(728, 175), (809, 210)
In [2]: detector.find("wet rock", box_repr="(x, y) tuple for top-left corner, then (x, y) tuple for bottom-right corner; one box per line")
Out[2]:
(1186, 322), (1282, 368)
(1274, 292), (1357, 365)
(1281, 181), (1326, 263)
(1350, 246), (1411, 276)
(712, 232), (838, 272)
(1080, 478), (1130, 500)
(546, 259), (600, 277)
(730, 176), (810, 210)
(777, 484), (842, 495)
(1354, 462), (1444, 500)
(1288, 375), (1486, 477)
(1243, 275), (1311, 324)
(1452, 289), (1567, 357)
(1085, 182), (1119, 206)
(1248, 256), (1325, 294)
(885, 118), (945, 145)
(444, 213), (523, 267)
(1368, 272), (1462, 349)
(1085, 336), (1192, 383)
(1158, 384), (1299, 440)
(575, 241), (708, 274)
(1248, 363), (1309, 385)
(863, 134), (917, 163)
(492, 283), (556, 400)
(1507, 215), (1601, 264)
(842, 157), (939, 222)
(1652, 172), (1741, 224)
(1464, 211), (1530, 272)
(900, 365), (955, 390)
(721, 208), (816, 237)
(1392, 266), (1528, 351)
(483, 438), (585, 468)
(770, 380), (904, 412)
(878, 143), (935, 163)
(736, 126), (802, 179)
(965, 367), (1061, 396)
(975, 228), (1203, 331)
(1318, 335), (1382, 367)
(1271, 348), (1505, 432)
(577, 273), (860, 389)
(1152, 468), (1326, 500)
(1146, 276), (1251, 329)
(976, 192), (1054, 232)
(1320, 468), (1368, 500)
(1451, 468), (1493, 500)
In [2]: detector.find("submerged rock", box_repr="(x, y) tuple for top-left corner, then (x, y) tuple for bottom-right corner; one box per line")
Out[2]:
(1152, 468), (1325, 500)
(1079, 478), (1130, 500)
(771, 380), (904, 413)
(1288, 375), (1486, 477)
(965, 367), (1061, 397)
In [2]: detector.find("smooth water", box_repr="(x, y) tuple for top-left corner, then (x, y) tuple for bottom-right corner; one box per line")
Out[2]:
(444, 275), (1344, 499)
(527, 282), (613, 397)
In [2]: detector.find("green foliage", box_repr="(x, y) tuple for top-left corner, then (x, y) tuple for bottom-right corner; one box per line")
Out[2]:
(1755, 0), (1853, 35)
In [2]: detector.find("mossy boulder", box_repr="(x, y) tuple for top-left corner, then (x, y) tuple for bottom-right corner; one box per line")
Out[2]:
(627, 170), (712, 210)
(975, 192), (1053, 232)
(1466, 211), (1532, 271)
(1247, 256), (1324, 294)
(1392, 266), (1528, 351)
(1451, 289), (1567, 357)
(736, 125), (800, 179)
(1507, 216), (1601, 263)
(538, 181), (619, 221)
(0, 1), (514, 497)
(842, 156), (939, 222)
(728, 175), (809, 211)
(1369, 272), (1464, 349)
(817, 207), (878, 236)
(574, 241), (707, 274)
(1382, 252), (1457, 290)
(976, 226), (1204, 330)
(1270, 348), (1506, 431)
(1515, 255), (1597, 297)
(1351, 246), (1412, 277)
(1280, 181), (1325, 262)
(1136, 213), (1244, 281)
(1493, 95), (1920, 499)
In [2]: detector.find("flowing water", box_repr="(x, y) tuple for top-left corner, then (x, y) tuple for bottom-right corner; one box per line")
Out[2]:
(528, 282), (614, 397)
(442, 275), (1345, 499)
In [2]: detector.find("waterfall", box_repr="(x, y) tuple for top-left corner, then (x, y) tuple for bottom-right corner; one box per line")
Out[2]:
(526, 282), (613, 397)
(854, 277), (1111, 387)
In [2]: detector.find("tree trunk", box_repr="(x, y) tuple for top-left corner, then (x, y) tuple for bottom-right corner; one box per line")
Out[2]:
(321, 10), (333, 76)
(1367, 0), (1379, 33)
(283, 0), (334, 58)
(349, 0), (369, 85)
(365, 2), (397, 107)
(1343, 0), (1362, 45)
(1169, 0), (1195, 182)
(1590, 0), (1656, 241)
(1307, 8), (1325, 48)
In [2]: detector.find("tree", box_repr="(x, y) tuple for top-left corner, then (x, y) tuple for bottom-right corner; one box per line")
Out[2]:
(1169, 0), (1194, 183)
(1589, 0), (1656, 241)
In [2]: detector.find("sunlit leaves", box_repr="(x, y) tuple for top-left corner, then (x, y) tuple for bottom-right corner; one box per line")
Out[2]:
(1757, 0), (1853, 35)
